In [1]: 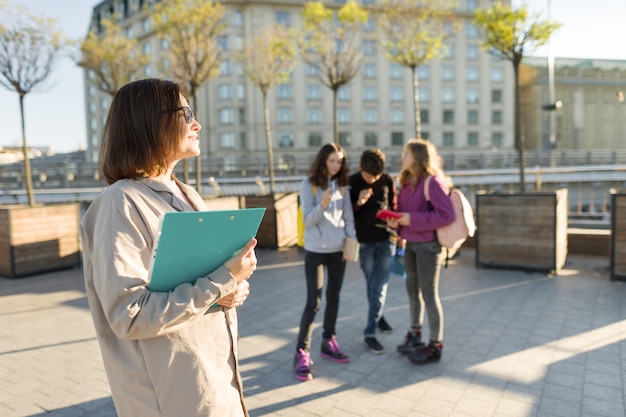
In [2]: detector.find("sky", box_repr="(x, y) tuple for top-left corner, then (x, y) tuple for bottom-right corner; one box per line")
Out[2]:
(1, 0), (625, 154)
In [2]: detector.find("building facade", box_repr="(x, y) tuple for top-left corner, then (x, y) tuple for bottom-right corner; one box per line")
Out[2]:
(520, 57), (626, 151)
(83, 0), (514, 168)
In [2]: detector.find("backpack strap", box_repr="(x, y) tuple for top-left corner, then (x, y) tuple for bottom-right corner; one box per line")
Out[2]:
(423, 175), (451, 268)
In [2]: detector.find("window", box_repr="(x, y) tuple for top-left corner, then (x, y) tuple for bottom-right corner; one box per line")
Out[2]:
(338, 86), (350, 101)
(491, 132), (503, 147)
(278, 108), (294, 124)
(492, 89), (503, 103)
(364, 16), (376, 32)
(390, 63), (404, 79)
(466, 45), (479, 60)
(468, 132), (479, 146)
(307, 108), (322, 124)
(491, 67), (504, 82)
(219, 108), (234, 124)
(417, 66), (430, 80)
(468, 110), (479, 125)
(88, 85), (96, 96)
(240, 132), (247, 149)
(363, 108), (378, 124)
(421, 131), (429, 140)
(362, 63), (377, 78)
(337, 108), (350, 124)
(307, 85), (322, 100)
(390, 109), (404, 124)
(443, 110), (454, 124)
(467, 88), (479, 103)
(442, 88), (455, 102)
(466, 23), (479, 37)
(362, 39), (376, 56)
(467, 66), (479, 81)
(419, 87), (430, 102)
(309, 132), (322, 147)
(363, 86), (378, 101)
(89, 102), (96, 113)
(238, 108), (245, 124)
(160, 39), (168, 50)
(232, 10), (243, 27)
(237, 84), (245, 100)
(234, 36), (243, 51)
(466, 0), (478, 10)
(142, 18), (150, 32)
(420, 110), (429, 124)
(444, 45), (455, 59)
(162, 58), (169, 71)
(306, 64), (319, 76)
(339, 132), (351, 147)
(442, 66), (455, 81)
(275, 11), (290, 27)
(217, 35), (230, 51)
(390, 86), (404, 102)
(492, 110), (502, 124)
(365, 132), (377, 146)
(218, 84), (233, 100)
(221, 61), (232, 76)
(143, 42), (151, 54)
(443, 132), (455, 146)
(219, 132), (236, 149)
(276, 83), (293, 100)
(278, 132), (294, 147)
(391, 132), (404, 146)
(144, 64), (152, 76)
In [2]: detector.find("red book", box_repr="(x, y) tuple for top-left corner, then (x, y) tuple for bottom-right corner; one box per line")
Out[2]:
(375, 209), (402, 220)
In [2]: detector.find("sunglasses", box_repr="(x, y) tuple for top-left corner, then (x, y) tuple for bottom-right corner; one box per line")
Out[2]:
(163, 106), (195, 124)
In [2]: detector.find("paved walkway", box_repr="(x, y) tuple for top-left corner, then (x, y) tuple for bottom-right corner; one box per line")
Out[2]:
(1, 247), (625, 417)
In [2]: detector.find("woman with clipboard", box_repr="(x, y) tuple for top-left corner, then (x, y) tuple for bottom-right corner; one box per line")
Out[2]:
(80, 79), (257, 417)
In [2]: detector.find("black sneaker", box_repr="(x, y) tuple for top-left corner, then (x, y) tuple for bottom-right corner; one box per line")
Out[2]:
(377, 316), (393, 333)
(408, 342), (442, 365)
(364, 337), (384, 354)
(396, 330), (424, 354)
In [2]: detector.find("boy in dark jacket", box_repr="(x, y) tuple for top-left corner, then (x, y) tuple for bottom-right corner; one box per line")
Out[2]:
(349, 149), (397, 354)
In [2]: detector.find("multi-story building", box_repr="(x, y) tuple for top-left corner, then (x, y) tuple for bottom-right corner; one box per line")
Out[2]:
(520, 57), (626, 151)
(83, 0), (514, 170)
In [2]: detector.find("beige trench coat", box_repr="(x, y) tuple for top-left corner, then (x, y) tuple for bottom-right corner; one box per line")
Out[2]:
(81, 178), (248, 417)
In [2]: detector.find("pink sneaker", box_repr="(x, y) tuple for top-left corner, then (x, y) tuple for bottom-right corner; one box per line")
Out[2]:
(294, 348), (313, 381)
(320, 336), (350, 363)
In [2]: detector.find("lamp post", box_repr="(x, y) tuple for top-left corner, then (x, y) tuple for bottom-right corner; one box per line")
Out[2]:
(542, 0), (561, 159)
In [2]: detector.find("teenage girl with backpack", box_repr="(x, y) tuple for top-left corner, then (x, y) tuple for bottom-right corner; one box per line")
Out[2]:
(293, 143), (357, 381)
(386, 139), (455, 365)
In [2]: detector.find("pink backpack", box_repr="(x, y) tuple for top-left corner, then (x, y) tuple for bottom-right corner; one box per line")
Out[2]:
(424, 176), (476, 261)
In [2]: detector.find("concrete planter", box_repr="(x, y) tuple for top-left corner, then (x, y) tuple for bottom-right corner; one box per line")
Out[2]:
(0, 203), (81, 278)
(475, 189), (568, 274)
(610, 189), (626, 280)
(244, 193), (298, 249)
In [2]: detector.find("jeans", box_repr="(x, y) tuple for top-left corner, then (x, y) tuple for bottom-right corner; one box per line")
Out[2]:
(359, 240), (393, 338)
(296, 250), (346, 352)
(404, 240), (445, 343)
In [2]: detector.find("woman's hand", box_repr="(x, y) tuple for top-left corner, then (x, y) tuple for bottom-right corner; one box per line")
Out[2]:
(387, 213), (410, 228)
(321, 188), (332, 209)
(224, 238), (257, 283)
(217, 280), (250, 308)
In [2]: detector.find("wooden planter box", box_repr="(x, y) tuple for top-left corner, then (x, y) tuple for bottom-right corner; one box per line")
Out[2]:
(0, 203), (81, 278)
(610, 189), (626, 280)
(475, 189), (568, 274)
(244, 193), (298, 249)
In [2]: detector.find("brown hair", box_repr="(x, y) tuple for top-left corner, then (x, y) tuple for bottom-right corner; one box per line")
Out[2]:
(307, 143), (350, 189)
(398, 138), (448, 189)
(360, 148), (385, 176)
(99, 78), (186, 185)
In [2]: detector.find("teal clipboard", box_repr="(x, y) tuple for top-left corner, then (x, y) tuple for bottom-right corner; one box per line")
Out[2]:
(148, 208), (266, 292)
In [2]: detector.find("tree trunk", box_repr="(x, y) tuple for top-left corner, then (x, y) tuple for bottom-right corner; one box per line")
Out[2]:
(333, 87), (339, 144)
(263, 91), (276, 195)
(19, 95), (35, 207)
(513, 58), (525, 192)
(412, 65), (422, 140)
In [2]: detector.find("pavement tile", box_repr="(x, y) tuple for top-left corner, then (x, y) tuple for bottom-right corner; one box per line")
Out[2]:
(1, 248), (626, 417)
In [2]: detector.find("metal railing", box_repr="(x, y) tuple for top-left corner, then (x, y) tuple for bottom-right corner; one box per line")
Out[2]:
(3, 165), (625, 227)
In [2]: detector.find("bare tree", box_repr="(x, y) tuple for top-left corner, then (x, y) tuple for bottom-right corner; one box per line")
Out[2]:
(77, 15), (150, 97)
(0, 1), (67, 206)
(375, 0), (456, 140)
(152, 0), (225, 192)
(236, 26), (296, 195)
(475, 2), (560, 191)
(298, 0), (368, 144)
